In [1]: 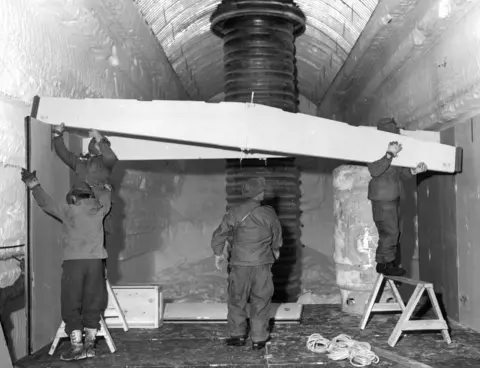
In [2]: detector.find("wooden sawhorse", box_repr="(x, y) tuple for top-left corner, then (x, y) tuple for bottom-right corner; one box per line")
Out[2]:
(359, 273), (452, 347)
(49, 279), (128, 355)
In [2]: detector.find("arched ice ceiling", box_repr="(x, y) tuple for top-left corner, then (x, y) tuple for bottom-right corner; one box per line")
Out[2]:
(133, 0), (379, 105)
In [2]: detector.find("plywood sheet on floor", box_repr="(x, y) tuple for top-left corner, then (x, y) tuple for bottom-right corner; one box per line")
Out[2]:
(15, 306), (480, 367)
(163, 303), (303, 321)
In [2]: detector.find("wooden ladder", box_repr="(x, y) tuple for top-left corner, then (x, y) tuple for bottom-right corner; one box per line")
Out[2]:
(48, 279), (128, 355)
(359, 273), (452, 347)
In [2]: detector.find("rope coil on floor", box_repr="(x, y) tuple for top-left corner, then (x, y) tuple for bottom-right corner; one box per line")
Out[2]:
(306, 333), (380, 367)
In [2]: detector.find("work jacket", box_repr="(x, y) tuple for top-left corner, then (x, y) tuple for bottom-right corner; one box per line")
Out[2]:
(367, 154), (414, 201)
(211, 200), (283, 266)
(31, 186), (111, 261)
(53, 135), (118, 188)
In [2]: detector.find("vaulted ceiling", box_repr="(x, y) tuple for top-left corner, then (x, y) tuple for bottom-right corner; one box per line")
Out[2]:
(133, 0), (379, 105)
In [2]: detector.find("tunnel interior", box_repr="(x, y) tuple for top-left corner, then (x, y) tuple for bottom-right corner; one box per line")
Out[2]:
(3, 0), (480, 362)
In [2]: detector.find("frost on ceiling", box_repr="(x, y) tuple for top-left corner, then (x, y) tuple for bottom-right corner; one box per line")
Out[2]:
(133, 0), (379, 104)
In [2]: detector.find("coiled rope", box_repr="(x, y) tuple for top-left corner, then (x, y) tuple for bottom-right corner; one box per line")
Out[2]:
(306, 333), (380, 367)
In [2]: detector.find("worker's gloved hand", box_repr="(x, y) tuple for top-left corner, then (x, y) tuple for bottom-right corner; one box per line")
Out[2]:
(273, 249), (280, 260)
(21, 169), (40, 189)
(52, 122), (65, 137)
(387, 141), (402, 157)
(215, 255), (225, 271)
(89, 129), (103, 142)
(411, 162), (428, 175)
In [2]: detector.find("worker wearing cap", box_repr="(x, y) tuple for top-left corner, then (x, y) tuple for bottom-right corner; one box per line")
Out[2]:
(52, 122), (118, 233)
(21, 169), (111, 361)
(211, 177), (283, 350)
(52, 123), (118, 194)
(368, 118), (427, 277)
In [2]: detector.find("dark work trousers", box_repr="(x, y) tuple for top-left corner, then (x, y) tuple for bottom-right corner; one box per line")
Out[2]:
(372, 199), (401, 263)
(61, 259), (108, 335)
(228, 264), (274, 342)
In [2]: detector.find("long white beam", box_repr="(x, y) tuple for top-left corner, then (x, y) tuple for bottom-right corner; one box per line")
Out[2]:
(77, 128), (441, 161)
(35, 97), (461, 173)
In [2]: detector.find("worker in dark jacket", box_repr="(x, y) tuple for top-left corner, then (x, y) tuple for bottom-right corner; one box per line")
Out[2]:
(368, 118), (427, 276)
(21, 168), (111, 361)
(211, 177), (282, 350)
(52, 122), (118, 197)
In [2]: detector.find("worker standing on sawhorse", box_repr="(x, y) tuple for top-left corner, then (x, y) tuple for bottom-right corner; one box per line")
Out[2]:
(21, 168), (112, 361)
(367, 118), (428, 277)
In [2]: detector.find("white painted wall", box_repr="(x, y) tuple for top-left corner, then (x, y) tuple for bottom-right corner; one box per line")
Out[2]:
(0, 0), (185, 360)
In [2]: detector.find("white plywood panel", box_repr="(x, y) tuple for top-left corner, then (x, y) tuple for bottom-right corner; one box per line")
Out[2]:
(36, 98), (459, 173)
(162, 302), (303, 321)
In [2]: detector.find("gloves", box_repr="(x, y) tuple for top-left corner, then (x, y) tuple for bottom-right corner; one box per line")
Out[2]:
(21, 169), (40, 189)
(273, 249), (280, 260)
(387, 141), (402, 157)
(215, 255), (225, 271)
(411, 162), (428, 175)
(89, 129), (103, 142)
(52, 122), (65, 137)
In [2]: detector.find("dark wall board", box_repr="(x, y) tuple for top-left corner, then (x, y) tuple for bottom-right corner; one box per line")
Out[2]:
(417, 128), (459, 321)
(28, 121), (70, 351)
(455, 119), (480, 331)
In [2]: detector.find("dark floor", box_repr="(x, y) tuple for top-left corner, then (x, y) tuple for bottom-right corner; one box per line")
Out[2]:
(14, 305), (480, 368)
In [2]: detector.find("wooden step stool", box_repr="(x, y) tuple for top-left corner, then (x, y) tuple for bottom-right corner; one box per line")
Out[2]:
(359, 273), (452, 347)
(48, 279), (128, 355)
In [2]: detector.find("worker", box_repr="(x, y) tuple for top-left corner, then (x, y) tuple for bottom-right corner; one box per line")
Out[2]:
(52, 122), (118, 235)
(211, 177), (282, 350)
(52, 122), (118, 197)
(368, 118), (427, 277)
(21, 168), (111, 361)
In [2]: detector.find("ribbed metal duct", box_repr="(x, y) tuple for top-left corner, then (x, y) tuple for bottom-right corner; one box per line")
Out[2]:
(211, 0), (305, 112)
(211, 0), (306, 302)
(133, 0), (380, 104)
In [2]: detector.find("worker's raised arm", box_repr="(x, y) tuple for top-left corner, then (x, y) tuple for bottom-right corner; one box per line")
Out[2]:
(98, 186), (113, 216)
(21, 169), (65, 222)
(97, 138), (118, 171)
(89, 130), (118, 171)
(367, 155), (393, 177)
(368, 142), (402, 178)
(52, 123), (78, 171)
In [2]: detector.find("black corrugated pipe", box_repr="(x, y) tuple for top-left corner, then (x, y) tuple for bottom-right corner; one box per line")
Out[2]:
(211, 0), (306, 302)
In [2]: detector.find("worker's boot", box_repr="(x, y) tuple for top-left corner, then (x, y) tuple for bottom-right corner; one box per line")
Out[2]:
(60, 330), (86, 361)
(84, 328), (98, 358)
(252, 340), (267, 350)
(225, 336), (246, 347)
(376, 261), (406, 277)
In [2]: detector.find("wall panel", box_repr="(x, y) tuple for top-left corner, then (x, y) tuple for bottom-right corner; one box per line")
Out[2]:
(417, 128), (459, 320)
(455, 119), (480, 331)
